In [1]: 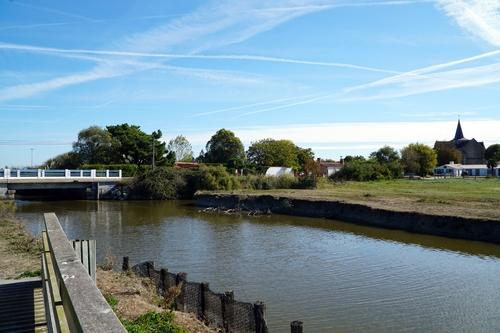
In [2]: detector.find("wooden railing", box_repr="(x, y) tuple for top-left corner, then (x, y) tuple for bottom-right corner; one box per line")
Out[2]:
(42, 213), (125, 332)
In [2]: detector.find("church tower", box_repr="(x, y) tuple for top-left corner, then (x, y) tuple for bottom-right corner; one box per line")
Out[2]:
(454, 119), (465, 141)
(434, 120), (486, 165)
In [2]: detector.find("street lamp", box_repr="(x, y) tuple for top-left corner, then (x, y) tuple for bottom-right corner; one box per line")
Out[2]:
(30, 148), (34, 168)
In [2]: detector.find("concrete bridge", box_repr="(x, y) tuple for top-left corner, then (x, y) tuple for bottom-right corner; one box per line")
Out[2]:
(0, 169), (123, 199)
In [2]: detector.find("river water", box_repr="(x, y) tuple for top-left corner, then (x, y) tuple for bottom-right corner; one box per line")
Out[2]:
(15, 200), (500, 332)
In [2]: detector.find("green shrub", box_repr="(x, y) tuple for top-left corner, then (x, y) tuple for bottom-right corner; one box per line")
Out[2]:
(195, 165), (240, 191)
(129, 168), (187, 200)
(122, 311), (185, 333)
(294, 177), (317, 189)
(331, 160), (395, 181)
(238, 174), (300, 190)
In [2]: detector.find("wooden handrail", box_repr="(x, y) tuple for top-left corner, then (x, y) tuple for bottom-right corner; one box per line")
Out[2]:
(42, 213), (126, 332)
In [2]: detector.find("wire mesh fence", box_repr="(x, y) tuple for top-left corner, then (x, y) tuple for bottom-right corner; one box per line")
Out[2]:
(129, 259), (268, 333)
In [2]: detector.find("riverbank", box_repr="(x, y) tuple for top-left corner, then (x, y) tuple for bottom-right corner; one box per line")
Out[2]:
(0, 201), (41, 279)
(97, 268), (216, 333)
(195, 178), (500, 244)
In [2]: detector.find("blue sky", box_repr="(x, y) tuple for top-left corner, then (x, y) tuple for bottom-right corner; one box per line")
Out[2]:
(1, 0), (500, 167)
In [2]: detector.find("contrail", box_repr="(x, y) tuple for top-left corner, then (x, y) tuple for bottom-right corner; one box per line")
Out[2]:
(10, 1), (100, 22)
(236, 93), (339, 117)
(0, 42), (399, 75)
(0, 22), (70, 31)
(194, 94), (321, 117)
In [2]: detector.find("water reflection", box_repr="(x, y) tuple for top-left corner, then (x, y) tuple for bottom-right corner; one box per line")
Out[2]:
(17, 200), (500, 260)
(15, 200), (500, 333)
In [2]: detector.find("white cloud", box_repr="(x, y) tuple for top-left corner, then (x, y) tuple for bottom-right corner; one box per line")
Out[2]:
(177, 120), (500, 157)
(437, 0), (500, 47)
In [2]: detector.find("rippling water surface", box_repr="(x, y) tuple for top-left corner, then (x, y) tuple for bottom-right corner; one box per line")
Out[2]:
(16, 200), (500, 332)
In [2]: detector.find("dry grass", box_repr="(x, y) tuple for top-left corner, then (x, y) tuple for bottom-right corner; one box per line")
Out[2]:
(0, 201), (41, 279)
(97, 268), (218, 333)
(226, 178), (500, 220)
(100, 251), (117, 271)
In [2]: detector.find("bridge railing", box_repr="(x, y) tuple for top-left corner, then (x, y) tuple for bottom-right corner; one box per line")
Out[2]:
(0, 169), (122, 179)
(43, 212), (126, 332)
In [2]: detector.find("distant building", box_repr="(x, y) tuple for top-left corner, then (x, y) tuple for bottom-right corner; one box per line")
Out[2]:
(318, 160), (343, 177)
(265, 167), (294, 177)
(174, 161), (199, 169)
(434, 162), (499, 177)
(434, 120), (485, 165)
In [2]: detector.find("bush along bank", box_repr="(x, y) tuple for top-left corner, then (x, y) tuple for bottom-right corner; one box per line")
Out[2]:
(127, 165), (317, 200)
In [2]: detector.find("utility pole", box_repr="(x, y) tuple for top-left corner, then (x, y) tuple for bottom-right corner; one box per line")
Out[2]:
(152, 137), (155, 170)
(30, 148), (34, 168)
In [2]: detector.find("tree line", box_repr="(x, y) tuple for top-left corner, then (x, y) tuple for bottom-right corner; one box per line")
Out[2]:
(44, 125), (316, 172)
(45, 123), (500, 180)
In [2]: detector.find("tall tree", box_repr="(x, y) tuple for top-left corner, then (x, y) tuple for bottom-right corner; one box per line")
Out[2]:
(73, 126), (113, 164)
(44, 152), (81, 169)
(370, 146), (403, 178)
(167, 135), (194, 161)
(401, 143), (437, 176)
(296, 147), (315, 171)
(434, 143), (462, 165)
(370, 146), (400, 164)
(487, 159), (498, 176)
(485, 144), (500, 161)
(106, 124), (170, 166)
(247, 139), (299, 168)
(203, 129), (245, 165)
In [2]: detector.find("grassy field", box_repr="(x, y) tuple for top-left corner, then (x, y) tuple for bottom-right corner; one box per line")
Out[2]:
(230, 178), (500, 220)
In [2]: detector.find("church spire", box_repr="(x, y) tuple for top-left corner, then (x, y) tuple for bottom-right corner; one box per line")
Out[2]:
(454, 119), (464, 140)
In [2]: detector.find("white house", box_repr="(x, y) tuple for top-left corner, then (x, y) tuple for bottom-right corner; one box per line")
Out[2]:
(434, 162), (500, 177)
(319, 161), (343, 177)
(265, 167), (294, 177)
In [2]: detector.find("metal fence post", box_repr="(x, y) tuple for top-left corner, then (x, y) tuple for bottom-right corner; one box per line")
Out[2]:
(254, 301), (268, 333)
(122, 256), (129, 271)
(291, 321), (303, 333)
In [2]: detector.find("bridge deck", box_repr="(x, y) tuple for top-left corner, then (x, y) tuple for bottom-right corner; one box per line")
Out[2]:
(0, 278), (47, 332)
(0, 177), (125, 184)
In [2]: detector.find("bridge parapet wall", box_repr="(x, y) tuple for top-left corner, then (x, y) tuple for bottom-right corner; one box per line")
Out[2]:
(1, 168), (122, 180)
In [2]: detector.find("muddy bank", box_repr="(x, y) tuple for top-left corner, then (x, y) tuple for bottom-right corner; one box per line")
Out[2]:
(195, 193), (500, 245)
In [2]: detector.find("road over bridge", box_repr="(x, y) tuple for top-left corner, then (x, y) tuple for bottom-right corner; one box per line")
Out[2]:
(0, 169), (125, 199)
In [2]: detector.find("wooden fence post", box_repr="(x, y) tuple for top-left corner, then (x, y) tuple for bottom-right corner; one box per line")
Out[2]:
(122, 256), (129, 271)
(291, 321), (303, 333)
(200, 282), (209, 321)
(146, 261), (155, 277)
(160, 268), (169, 295)
(222, 290), (234, 332)
(176, 272), (188, 311)
(254, 301), (268, 333)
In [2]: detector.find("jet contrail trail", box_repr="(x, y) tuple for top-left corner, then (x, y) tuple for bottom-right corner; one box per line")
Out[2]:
(0, 42), (400, 75)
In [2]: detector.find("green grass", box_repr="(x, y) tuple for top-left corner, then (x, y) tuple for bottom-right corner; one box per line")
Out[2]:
(122, 311), (185, 333)
(105, 294), (119, 310)
(15, 269), (41, 279)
